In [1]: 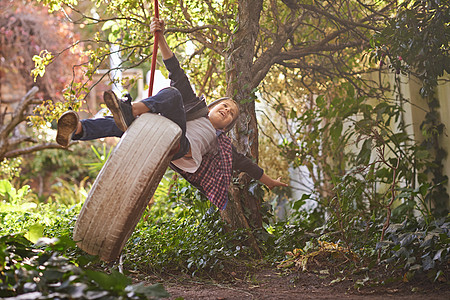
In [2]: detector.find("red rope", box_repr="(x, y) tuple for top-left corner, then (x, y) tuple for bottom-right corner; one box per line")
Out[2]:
(148, 0), (160, 97)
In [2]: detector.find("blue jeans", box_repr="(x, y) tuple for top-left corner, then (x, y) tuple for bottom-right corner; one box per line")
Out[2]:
(74, 87), (189, 160)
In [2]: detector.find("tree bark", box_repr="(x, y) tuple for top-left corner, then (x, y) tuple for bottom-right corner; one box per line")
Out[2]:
(221, 0), (264, 257)
(221, 174), (262, 258)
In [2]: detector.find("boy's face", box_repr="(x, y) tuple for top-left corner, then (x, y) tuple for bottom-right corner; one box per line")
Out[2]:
(208, 100), (238, 130)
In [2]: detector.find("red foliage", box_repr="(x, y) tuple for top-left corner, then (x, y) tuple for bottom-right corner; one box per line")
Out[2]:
(0, 0), (84, 101)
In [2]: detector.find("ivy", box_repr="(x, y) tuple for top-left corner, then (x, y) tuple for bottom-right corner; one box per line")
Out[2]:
(122, 208), (251, 277)
(371, 0), (450, 216)
(377, 216), (450, 282)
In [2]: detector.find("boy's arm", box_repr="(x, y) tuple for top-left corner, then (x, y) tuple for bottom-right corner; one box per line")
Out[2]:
(151, 18), (202, 111)
(152, 19), (174, 60)
(232, 146), (263, 179)
(232, 146), (288, 189)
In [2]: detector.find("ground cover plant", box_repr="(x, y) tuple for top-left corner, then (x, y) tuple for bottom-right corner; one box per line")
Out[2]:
(1, 147), (449, 298)
(0, 234), (169, 299)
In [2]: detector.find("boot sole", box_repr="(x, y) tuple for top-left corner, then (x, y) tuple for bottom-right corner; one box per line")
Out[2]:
(103, 90), (128, 132)
(56, 111), (79, 147)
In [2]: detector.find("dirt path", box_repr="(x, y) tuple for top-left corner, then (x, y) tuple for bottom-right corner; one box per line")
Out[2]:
(160, 268), (449, 300)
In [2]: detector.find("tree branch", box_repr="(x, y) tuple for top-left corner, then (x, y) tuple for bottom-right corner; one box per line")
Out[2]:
(176, 0), (227, 55)
(4, 142), (75, 159)
(8, 136), (37, 148)
(1, 87), (40, 139)
(296, 3), (386, 31)
(250, 1), (393, 89)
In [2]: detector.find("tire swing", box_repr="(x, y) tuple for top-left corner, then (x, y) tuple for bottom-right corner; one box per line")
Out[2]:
(73, 0), (176, 261)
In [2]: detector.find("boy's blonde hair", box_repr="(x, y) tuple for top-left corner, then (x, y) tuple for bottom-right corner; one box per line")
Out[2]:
(208, 97), (240, 132)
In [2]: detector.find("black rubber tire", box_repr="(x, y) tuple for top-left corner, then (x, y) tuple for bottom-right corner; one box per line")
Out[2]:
(73, 113), (181, 261)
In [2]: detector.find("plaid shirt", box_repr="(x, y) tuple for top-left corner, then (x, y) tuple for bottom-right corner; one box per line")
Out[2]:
(176, 131), (233, 210)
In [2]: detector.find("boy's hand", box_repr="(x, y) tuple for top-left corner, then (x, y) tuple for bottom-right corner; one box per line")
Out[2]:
(150, 17), (165, 35)
(149, 17), (174, 60)
(259, 174), (289, 190)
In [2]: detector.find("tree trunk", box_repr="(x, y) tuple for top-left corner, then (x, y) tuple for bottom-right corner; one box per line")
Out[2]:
(221, 0), (264, 257)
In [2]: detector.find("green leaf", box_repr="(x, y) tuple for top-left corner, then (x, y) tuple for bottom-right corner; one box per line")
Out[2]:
(439, 233), (450, 244)
(25, 224), (45, 243)
(422, 255), (435, 271)
(108, 32), (117, 43)
(101, 20), (117, 31)
(126, 283), (170, 298)
(85, 270), (131, 291)
(42, 269), (66, 281)
(85, 291), (109, 299)
(330, 122), (343, 143)
(415, 149), (430, 160)
(0, 179), (13, 196)
(289, 108), (297, 119)
(433, 249), (444, 261)
(434, 270), (444, 282)
(111, 24), (120, 34)
(421, 233), (437, 248)
(400, 234), (416, 247)
(0, 201), (37, 212)
(292, 198), (306, 210)
(418, 183), (430, 197)
(316, 95), (325, 107)
(17, 185), (31, 199)
(356, 139), (372, 165)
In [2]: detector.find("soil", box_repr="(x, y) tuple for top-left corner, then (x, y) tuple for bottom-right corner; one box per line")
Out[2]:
(130, 242), (450, 299)
(137, 263), (450, 300)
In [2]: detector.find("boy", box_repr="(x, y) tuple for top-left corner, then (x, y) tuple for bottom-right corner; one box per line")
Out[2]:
(56, 18), (287, 210)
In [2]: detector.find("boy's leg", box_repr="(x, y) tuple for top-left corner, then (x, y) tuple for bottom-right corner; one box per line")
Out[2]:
(140, 87), (189, 159)
(76, 116), (124, 140)
(56, 111), (124, 146)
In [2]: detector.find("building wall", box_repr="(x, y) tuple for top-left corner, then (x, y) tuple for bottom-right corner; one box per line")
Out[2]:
(399, 73), (450, 209)
(436, 75), (450, 203)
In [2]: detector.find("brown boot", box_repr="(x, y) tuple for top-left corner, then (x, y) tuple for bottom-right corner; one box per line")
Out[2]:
(56, 110), (79, 147)
(103, 90), (135, 132)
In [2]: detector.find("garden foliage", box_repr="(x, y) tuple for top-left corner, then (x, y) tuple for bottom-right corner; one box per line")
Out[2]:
(377, 217), (449, 282)
(275, 79), (449, 280)
(0, 234), (169, 299)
